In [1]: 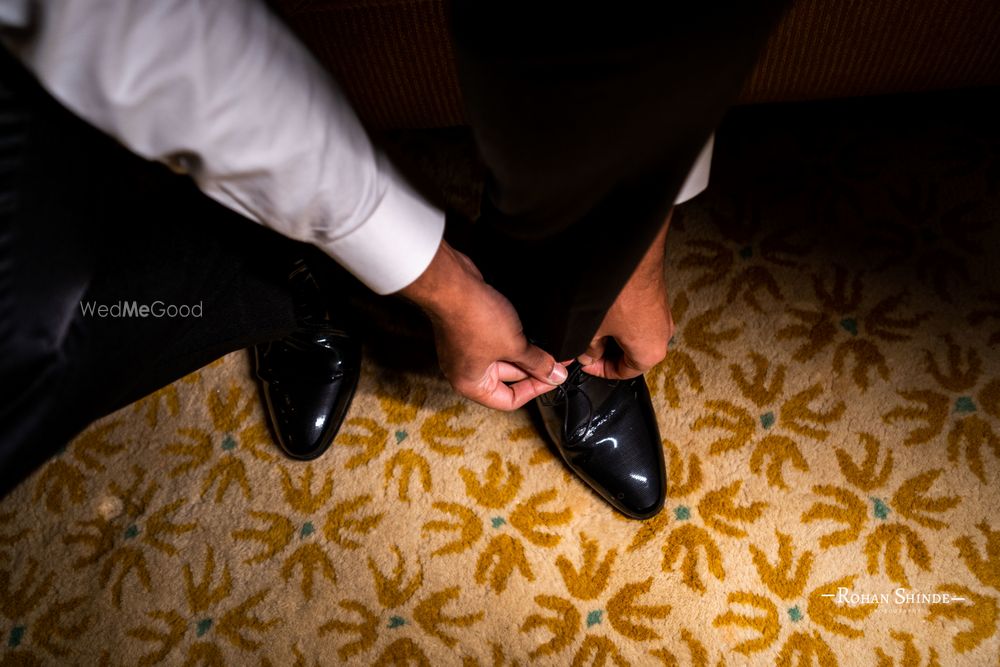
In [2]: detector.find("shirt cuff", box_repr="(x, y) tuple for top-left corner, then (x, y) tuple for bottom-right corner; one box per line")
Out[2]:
(673, 133), (715, 205)
(316, 159), (445, 295)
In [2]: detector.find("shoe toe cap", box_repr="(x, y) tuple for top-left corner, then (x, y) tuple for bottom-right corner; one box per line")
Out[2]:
(265, 379), (353, 460)
(579, 438), (665, 519)
(567, 380), (666, 520)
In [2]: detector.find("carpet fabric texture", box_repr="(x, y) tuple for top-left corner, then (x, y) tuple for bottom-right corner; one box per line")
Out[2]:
(2, 92), (1000, 665)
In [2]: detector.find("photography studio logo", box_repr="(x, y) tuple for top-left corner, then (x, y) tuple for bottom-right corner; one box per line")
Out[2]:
(79, 300), (203, 318)
(826, 587), (967, 614)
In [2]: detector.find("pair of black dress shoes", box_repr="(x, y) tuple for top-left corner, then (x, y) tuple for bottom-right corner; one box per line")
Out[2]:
(253, 261), (665, 520)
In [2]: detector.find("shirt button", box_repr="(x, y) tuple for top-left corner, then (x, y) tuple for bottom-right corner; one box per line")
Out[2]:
(166, 151), (200, 174)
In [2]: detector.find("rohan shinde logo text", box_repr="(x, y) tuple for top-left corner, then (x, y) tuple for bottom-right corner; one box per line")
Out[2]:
(828, 587), (966, 605)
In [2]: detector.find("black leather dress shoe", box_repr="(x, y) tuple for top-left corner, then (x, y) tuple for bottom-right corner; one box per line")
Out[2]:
(252, 260), (361, 460)
(254, 330), (360, 460)
(536, 362), (666, 519)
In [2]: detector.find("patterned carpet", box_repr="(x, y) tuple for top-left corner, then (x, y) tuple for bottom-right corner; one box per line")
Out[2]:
(2, 90), (999, 666)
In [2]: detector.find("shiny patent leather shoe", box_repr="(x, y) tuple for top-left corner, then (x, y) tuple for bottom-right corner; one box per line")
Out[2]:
(536, 362), (666, 519)
(252, 259), (361, 460)
(254, 329), (360, 460)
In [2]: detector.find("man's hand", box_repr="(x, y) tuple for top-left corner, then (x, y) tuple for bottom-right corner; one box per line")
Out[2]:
(400, 241), (568, 410)
(578, 211), (675, 380)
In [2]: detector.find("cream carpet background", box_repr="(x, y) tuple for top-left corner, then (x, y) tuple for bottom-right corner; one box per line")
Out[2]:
(2, 92), (999, 665)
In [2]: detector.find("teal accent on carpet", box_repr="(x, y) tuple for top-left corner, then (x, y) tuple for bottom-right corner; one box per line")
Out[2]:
(8, 626), (25, 648)
(196, 618), (213, 637)
(872, 498), (891, 520)
(955, 396), (977, 413)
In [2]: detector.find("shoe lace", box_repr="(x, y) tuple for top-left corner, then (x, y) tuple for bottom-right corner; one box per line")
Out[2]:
(549, 362), (596, 443)
(288, 259), (351, 336)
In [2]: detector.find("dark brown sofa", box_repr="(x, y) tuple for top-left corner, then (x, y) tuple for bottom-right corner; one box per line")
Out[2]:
(270, 0), (1000, 130)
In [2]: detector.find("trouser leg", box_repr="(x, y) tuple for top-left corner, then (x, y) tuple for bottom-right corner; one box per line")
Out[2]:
(450, 2), (790, 359)
(0, 51), (304, 497)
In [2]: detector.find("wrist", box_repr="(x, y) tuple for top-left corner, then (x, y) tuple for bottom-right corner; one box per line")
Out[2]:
(631, 213), (670, 285)
(398, 241), (471, 317)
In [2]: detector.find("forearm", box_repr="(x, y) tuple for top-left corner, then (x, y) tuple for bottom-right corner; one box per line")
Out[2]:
(628, 209), (671, 291)
(399, 241), (469, 315)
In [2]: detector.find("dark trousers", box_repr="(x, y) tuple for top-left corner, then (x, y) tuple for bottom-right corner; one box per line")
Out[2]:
(0, 52), (304, 496)
(0, 4), (787, 495)
(454, 1), (790, 357)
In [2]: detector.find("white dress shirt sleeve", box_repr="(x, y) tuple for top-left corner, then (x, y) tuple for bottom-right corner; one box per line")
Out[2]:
(0, 0), (444, 295)
(674, 134), (714, 205)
